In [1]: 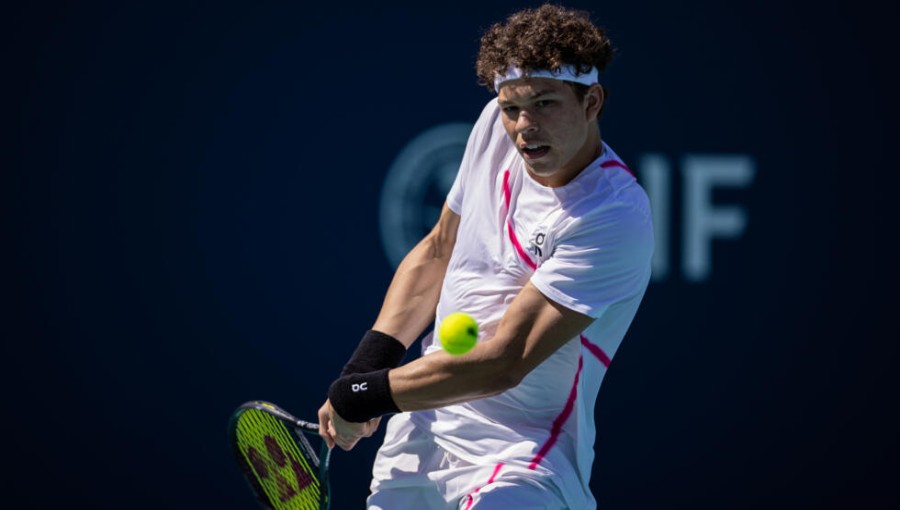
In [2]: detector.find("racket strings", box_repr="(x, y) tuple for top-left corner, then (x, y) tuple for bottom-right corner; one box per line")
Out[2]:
(235, 409), (322, 510)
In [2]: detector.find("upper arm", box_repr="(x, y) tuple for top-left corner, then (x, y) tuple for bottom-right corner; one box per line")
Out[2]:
(372, 203), (460, 347)
(486, 281), (594, 384)
(424, 202), (461, 260)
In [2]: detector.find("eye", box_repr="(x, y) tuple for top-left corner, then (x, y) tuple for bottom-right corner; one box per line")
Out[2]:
(501, 106), (520, 116)
(535, 99), (553, 108)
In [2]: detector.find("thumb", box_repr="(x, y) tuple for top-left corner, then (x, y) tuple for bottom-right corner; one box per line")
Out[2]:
(317, 407), (336, 450)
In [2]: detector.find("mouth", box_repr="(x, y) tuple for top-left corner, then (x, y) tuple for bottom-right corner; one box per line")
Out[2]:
(521, 144), (550, 160)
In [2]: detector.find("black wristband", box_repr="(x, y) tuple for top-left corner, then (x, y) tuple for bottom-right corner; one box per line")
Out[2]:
(340, 330), (407, 376)
(327, 369), (400, 423)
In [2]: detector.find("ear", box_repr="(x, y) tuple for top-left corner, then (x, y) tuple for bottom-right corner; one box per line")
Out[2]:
(584, 84), (605, 121)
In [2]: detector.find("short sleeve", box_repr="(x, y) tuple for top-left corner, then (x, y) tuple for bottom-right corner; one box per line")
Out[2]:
(530, 200), (655, 319)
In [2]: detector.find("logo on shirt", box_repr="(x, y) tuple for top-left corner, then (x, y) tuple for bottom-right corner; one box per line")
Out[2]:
(528, 227), (549, 260)
(379, 123), (472, 268)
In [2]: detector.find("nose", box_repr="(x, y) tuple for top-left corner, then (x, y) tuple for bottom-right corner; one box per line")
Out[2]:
(516, 110), (539, 134)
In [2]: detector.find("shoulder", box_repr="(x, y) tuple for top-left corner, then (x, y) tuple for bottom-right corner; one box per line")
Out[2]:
(569, 162), (651, 227)
(467, 99), (506, 150)
(557, 169), (654, 258)
(448, 99), (512, 212)
(475, 98), (501, 125)
(600, 172), (652, 228)
(531, 171), (654, 317)
(459, 99), (514, 175)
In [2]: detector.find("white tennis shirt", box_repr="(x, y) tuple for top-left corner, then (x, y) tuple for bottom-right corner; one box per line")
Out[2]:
(410, 99), (654, 508)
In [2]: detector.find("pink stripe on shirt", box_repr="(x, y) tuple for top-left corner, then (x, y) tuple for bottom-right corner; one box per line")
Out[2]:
(580, 335), (611, 367)
(528, 355), (584, 470)
(502, 168), (512, 205)
(502, 169), (538, 270)
(600, 159), (635, 177)
(525, 336), (609, 470)
(463, 462), (505, 510)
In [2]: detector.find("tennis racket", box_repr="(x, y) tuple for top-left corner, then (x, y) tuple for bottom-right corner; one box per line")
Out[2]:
(228, 401), (332, 510)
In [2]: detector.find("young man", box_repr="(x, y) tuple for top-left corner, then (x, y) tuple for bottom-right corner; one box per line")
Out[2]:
(318, 5), (654, 509)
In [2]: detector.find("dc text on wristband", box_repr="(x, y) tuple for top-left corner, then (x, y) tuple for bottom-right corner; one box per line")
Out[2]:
(328, 368), (400, 423)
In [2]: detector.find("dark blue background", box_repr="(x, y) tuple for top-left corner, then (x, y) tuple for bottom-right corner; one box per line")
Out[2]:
(4, 1), (898, 508)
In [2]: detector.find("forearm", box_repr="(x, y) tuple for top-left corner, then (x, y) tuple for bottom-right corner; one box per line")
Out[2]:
(388, 342), (521, 410)
(388, 282), (595, 411)
(328, 282), (594, 425)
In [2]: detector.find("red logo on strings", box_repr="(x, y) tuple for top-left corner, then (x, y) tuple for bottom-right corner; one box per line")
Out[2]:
(247, 435), (314, 502)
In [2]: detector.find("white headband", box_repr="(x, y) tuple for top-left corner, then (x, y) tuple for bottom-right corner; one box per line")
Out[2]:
(494, 65), (599, 92)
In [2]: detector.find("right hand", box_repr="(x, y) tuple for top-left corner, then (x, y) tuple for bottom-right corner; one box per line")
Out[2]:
(317, 399), (381, 451)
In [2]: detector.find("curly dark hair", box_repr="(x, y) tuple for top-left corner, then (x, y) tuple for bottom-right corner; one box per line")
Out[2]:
(476, 4), (615, 93)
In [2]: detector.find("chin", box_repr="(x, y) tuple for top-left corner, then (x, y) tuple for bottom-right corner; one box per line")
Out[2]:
(525, 161), (559, 177)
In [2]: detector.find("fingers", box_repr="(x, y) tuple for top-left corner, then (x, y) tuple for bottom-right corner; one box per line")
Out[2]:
(363, 417), (381, 438)
(317, 401), (335, 450)
(319, 400), (362, 451)
(318, 401), (384, 450)
(330, 421), (359, 451)
(333, 420), (359, 451)
(333, 418), (377, 451)
(338, 417), (382, 449)
(335, 434), (359, 451)
(333, 424), (358, 451)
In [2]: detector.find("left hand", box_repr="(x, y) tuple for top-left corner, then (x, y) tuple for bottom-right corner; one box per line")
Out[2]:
(317, 399), (381, 451)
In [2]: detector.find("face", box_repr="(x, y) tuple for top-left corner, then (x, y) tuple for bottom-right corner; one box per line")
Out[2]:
(498, 78), (603, 187)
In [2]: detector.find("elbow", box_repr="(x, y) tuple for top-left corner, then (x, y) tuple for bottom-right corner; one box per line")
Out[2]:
(481, 356), (527, 395)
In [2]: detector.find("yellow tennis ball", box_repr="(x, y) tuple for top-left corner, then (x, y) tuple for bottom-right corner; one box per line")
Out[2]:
(439, 312), (479, 355)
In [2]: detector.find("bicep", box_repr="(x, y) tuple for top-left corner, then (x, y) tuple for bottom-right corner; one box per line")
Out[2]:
(489, 281), (594, 381)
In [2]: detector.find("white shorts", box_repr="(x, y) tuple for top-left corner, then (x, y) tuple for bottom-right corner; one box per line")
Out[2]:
(367, 414), (568, 510)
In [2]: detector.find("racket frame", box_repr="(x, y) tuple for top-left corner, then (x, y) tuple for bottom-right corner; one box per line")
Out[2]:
(228, 401), (332, 510)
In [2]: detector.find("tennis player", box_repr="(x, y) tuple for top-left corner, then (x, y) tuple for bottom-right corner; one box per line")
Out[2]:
(318, 5), (654, 509)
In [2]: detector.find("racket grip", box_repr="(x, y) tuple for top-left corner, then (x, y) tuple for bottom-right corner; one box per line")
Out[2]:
(295, 419), (319, 432)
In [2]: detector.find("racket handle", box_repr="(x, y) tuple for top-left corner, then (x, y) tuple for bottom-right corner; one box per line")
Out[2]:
(295, 419), (319, 432)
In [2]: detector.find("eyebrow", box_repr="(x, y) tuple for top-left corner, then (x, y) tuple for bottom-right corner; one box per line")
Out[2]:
(498, 89), (557, 105)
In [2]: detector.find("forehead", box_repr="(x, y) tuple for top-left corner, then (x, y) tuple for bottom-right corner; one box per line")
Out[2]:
(497, 77), (572, 102)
